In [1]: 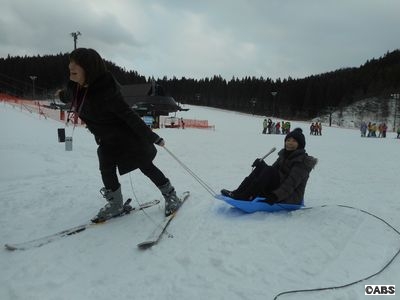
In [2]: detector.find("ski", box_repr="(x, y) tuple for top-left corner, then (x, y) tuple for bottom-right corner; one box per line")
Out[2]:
(137, 191), (190, 250)
(5, 199), (160, 251)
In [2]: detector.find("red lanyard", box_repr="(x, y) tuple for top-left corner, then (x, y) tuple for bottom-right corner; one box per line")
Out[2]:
(67, 85), (88, 126)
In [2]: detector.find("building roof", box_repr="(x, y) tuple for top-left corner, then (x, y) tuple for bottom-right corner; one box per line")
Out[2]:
(120, 82), (179, 116)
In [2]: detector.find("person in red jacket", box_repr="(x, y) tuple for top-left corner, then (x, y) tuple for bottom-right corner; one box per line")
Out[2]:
(58, 48), (181, 221)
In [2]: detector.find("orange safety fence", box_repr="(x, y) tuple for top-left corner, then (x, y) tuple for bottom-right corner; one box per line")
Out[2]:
(159, 116), (215, 130)
(181, 119), (215, 129)
(1, 93), (215, 130)
(0, 93), (84, 125)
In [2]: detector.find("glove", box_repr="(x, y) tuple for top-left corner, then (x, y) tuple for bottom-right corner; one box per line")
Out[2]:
(251, 158), (266, 168)
(155, 137), (165, 146)
(264, 193), (278, 205)
(251, 158), (262, 167)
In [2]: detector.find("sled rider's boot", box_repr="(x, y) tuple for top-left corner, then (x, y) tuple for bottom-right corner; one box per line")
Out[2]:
(221, 162), (265, 199)
(221, 175), (253, 199)
(92, 185), (124, 223)
(159, 180), (181, 217)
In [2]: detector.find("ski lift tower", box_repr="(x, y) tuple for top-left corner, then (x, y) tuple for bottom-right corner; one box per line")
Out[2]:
(271, 91), (277, 117)
(391, 93), (399, 131)
(29, 75), (37, 99)
(71, 31), (81, 50)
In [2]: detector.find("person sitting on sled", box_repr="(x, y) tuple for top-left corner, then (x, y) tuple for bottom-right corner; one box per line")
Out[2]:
(221, 128), (317, 205)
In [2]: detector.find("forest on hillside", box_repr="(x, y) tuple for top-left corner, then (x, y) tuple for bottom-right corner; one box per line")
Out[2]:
(1, 50), (399, 119)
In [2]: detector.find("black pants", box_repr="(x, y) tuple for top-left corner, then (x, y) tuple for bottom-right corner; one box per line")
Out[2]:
(235, 162), (280, 198)
(99, 159), (168, 192)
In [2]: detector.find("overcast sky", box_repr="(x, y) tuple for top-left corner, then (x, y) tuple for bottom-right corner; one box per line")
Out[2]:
(1, 0), (399, 80)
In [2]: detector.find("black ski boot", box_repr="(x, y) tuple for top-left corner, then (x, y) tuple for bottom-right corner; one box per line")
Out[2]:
(92, 185), (124, 223)
(158, 180), (181, 216)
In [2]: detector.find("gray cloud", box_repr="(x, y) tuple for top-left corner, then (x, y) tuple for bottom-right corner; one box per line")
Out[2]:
(1, 0), (399, 80)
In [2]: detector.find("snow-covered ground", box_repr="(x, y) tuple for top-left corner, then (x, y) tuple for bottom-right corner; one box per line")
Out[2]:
(1, 102), (399, 300)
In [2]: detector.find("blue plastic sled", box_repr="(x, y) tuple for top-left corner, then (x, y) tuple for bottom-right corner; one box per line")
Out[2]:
(215, 194), (304, 213)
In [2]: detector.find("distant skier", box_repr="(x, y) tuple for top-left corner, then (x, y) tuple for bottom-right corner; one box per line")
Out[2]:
(262, 119), (268, 134)
(275, 121), (281, 134)
(221, 128), (317, 205)
(381, 123), (387, 138)
(267, 119), (273, 134)
(310, 123), (315, 135)
(360, 121), (367, 137)
(317, 122), (322, 135)
(58, 48), (181, 221)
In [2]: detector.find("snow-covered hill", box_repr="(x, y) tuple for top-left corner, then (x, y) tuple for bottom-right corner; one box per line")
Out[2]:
(314, 97), (399, 130)
(1, 103), (399, 300)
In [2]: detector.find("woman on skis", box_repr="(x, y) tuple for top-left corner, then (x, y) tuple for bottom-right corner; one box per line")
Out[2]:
(58, 48), (181, 222)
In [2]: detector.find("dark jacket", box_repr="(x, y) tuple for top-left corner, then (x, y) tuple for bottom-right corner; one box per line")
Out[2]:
(271, 148), (317, 204)
(60, 72), (160, 175)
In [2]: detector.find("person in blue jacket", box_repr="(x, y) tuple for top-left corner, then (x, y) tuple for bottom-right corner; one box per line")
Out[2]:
(221, 128), (317, 205)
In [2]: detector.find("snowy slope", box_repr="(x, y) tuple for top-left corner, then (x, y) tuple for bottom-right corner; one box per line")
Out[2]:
(1, 103), (400, 300)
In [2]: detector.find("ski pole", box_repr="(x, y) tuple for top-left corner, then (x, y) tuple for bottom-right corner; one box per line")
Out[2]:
(260, 147), (276, 160)
(252, 147), (276, 168)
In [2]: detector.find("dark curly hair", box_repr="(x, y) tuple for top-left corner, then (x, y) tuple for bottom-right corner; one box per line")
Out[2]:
(69, 48), (107, 85)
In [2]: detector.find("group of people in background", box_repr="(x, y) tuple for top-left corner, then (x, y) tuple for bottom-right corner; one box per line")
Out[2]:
(262, 119), (324, 137)
(360, 121), (388, 138)
(261, 118), (400, 139)
(262, 119), (291, 135)
(309, 122), (322, 135)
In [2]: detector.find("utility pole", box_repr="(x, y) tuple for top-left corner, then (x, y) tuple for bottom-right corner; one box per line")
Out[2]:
(250, 98), (257, 115)
(326, 106), (334, 127)
(271, 91), (277, 117)
(391, 93), (399, 131)
(29, 75), (37, 99)
(70, 31), (81, 49)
